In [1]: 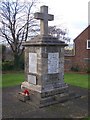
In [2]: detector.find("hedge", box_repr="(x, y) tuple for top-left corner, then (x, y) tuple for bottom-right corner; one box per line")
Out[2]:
(2, 61), (14, 71)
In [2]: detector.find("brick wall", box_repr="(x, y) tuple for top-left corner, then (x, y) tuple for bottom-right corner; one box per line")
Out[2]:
(64, 25), (90, 72)
(64, 56), (74, 71)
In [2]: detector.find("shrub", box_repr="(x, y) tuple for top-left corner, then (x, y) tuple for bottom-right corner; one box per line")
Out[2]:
(0, 61), (2, 71)
(71, 65), (80, 72)
(2, 61), (14, 71)
(86, 68), (90, 73)
(2, 59), (24, 71)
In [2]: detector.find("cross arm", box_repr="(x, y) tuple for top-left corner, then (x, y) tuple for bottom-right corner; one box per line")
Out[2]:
(48, 14), (54, 21)
(34, 12), (54, 21)
(34, 12), (43, 20)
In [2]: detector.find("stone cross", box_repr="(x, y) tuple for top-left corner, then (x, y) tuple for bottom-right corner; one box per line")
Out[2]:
(34, 5), (54, 36)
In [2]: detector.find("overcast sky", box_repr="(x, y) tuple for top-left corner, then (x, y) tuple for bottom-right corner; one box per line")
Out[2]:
(37, 0), (89, 43)
(1, 0), (89, 44)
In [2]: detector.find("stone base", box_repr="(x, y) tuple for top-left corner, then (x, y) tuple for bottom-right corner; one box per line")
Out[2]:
(18, 92), (30, 102)
(20, 82), (69, 107)
(29, 89), (69, 107)
(39, 93), (69, 107)
(25, 92), (69, 108)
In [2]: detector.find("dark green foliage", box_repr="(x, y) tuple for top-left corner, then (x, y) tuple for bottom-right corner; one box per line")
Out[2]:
(71, 65), (80, 72)
(86, 68), (90, 73)
(2, 44), (6, 62)
(2, 55), (24, 71)
(2, 61), (14, 71)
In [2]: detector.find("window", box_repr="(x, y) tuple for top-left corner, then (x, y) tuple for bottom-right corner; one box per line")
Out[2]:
(87, 40), (90, 49)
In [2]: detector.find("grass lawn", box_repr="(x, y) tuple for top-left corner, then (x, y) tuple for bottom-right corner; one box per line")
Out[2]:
(2, 72), (90, 89)
(2, 72), (25, 87)
(65, 72), (89, 89)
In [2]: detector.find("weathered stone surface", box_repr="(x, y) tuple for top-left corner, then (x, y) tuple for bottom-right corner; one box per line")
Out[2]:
(22, 35), (67, 46)
(20, 5), (68, 107)
(28, 75), (36, 85)
(34, 6), (54, 36)
(18, 93), (30, 102)
(55, 93), (69, 102)
(41, 85), (68, 98)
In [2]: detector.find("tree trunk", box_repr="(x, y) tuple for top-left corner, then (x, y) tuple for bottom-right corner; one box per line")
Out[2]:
(14, 54), (21, 70)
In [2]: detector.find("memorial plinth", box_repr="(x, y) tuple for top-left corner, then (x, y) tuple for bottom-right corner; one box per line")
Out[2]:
(21, 6), (69, 107)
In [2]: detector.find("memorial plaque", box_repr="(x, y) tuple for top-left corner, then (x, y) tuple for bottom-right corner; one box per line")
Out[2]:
(29, 53), (37, 73)
(48, 53), (59, 74)
(28, 75), (36, 84)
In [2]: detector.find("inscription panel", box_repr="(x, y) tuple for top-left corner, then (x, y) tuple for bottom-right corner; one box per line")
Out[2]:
(29, 53), (37, 73)
(48, 53), (59, 74)
(28, 75), (36, 85)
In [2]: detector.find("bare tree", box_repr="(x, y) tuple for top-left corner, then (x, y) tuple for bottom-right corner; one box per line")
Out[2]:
(0, 0), (38, 69)
(49, 26), (70, 44)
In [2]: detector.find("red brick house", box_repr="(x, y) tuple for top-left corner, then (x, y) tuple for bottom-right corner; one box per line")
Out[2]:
(64, 25), (90, 72)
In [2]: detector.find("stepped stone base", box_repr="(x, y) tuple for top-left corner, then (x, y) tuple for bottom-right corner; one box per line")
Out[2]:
(18, 92), (30, 102)
(19, 81), (69, 107)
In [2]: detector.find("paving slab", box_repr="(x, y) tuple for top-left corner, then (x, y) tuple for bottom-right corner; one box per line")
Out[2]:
(2, 85), (89, 119)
